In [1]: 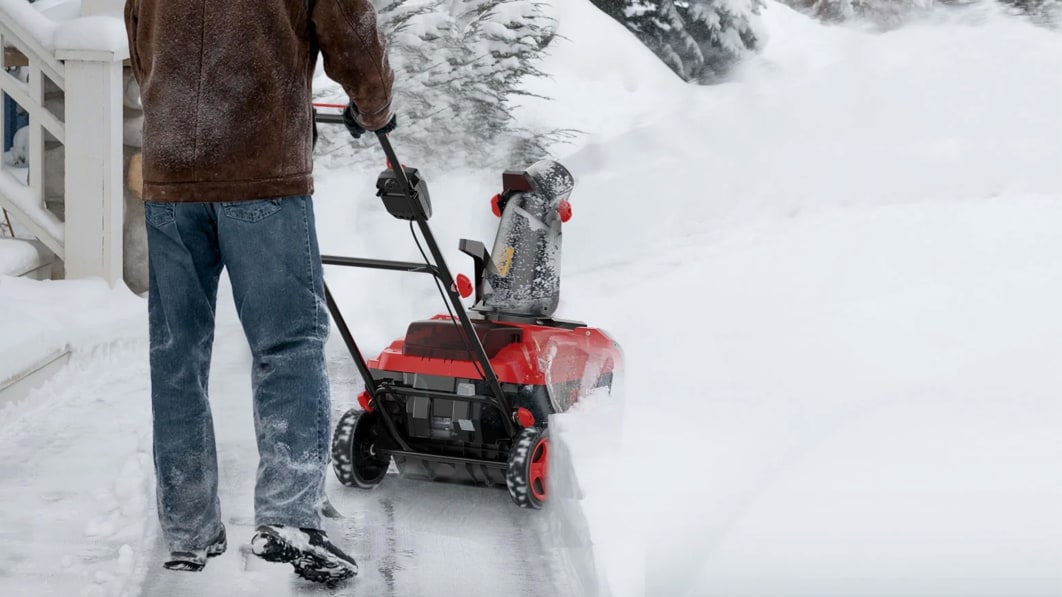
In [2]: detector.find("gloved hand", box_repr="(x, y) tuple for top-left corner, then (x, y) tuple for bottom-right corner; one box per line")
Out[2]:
(342, 103), (397, 139)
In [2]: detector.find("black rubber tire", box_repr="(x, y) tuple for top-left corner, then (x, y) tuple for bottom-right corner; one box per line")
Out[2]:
(506, 427), (550, 509)
(331, 409), (390, 489)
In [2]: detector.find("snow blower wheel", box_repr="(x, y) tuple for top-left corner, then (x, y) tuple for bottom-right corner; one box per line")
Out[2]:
(506, 427), (550, 509)
(331, 409), (390, 489)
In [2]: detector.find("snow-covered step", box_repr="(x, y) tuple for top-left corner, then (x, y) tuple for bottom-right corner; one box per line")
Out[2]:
(0, 276), (70, 406)
(0, 275), (143, 410)
(0, 347), (69, 408)
(0, 236), (53, 279)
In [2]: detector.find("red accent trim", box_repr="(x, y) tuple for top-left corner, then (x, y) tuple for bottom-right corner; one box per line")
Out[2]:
(490, 194), (502, 217)
(357, 391), (374, 412)
(454, 274), (473, 298)
(367, 315), (622, 386)
(312, 102), (347, 109)
(558, 199), (572, 223)
(529, 437), (548, 502)
(516, 407), (535, 428)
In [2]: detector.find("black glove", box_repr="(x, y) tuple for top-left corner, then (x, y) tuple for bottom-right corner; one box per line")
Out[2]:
(342, 104), (397, 139)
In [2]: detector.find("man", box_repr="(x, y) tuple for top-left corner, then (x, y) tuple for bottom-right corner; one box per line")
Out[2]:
(123, 0), (395, 584)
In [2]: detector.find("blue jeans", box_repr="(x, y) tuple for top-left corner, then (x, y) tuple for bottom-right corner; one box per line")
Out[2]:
(145, 196), (331, 552)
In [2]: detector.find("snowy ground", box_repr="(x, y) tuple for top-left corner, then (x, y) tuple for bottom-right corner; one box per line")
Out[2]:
(2, 1), (1062, 596)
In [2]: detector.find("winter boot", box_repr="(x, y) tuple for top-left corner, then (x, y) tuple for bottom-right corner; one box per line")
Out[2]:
(250, 524), (358, 584)
(163, 525), (227, 572)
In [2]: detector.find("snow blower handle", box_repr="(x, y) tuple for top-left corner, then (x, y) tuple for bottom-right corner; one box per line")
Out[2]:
(376, 132), (412, 195)
(374, 132), (433, 221)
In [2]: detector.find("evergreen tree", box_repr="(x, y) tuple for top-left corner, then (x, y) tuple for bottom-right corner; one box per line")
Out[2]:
(381, 0), (469, 158)
(997, 0), (1061, 25)
(681, 0), (765, 82)
(313, 0), (561, 170)
(455, 0), (560, 162)
(589, 0), (764, 84)
(627, 1), (702, 81)
(783, 0), (933, 25)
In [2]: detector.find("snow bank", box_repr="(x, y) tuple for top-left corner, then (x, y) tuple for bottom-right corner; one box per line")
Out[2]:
(513, 0), (691, 151)
(531, 3), (1062, 596)
(542, 1), (1062, 282)
(554, 195), (1062, 597)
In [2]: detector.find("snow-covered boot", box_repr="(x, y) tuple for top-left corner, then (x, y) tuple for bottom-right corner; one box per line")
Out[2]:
(163, 526), (227, 572)
(250, 524), (358, 584)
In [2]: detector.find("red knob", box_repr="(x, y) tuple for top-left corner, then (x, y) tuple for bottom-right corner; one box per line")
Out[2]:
(454, 274), (473, 298)
(357, 391), (374, 413)
(490, 194), (502, 217)
(558, 199), (572, 223)
(516, 407), (536, 428)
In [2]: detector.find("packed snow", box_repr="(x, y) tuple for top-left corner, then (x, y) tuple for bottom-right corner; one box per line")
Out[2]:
(2, 1), (1061, 596)
(53, 16), (130, 55)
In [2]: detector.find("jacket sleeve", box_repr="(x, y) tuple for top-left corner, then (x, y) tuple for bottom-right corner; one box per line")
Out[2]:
(312, 0), (395, 130)
(124, 0), (142, 84)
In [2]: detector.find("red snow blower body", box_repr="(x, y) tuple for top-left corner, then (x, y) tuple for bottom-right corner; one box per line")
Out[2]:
(316, 109), (621, 509)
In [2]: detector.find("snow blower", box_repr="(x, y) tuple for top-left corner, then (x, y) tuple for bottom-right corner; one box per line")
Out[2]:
(314, 106), (622, 509)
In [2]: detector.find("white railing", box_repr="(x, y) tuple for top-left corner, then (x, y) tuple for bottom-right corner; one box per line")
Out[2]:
(0, 0), (127, 285)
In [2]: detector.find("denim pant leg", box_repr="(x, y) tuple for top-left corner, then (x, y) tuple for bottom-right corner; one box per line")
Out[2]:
(216, 196), (331, 531)
(145, 201), (225, 552)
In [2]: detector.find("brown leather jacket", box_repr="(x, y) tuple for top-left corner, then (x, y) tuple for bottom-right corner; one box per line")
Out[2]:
(124, 0), (394, 203)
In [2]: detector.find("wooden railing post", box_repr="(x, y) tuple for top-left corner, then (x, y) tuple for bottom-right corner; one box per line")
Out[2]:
(54, 48), (125, 285)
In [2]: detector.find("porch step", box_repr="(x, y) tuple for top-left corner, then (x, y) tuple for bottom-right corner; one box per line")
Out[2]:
(0, 237), (54, 279)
